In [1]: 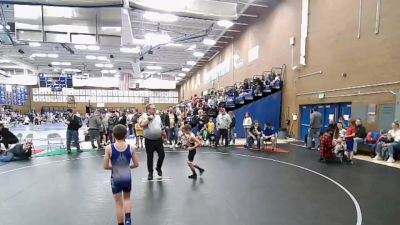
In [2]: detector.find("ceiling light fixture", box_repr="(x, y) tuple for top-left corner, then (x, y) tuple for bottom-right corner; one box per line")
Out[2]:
(193, 52), (205, 57)
(64, 68), (81, 72)
(187, 61), (196, 66)
(86, 55), (97, 60)
(120, 47), (141, 53)
(146, 65), (163, 70)
(95, 63), (104, 68)
(182, 68), (190, 72)
(178, 73), (186, 77)
(217, 20), (234, 28)
(104, 64), (114, 68)
(143, 11), (178, 23)
(87, 45), (100, 51)
(74, 45), (87, 50)
(203, 39), (216, 46)
(29, 42), (41, 47)
(47, 54), (59, 58)
(97, 56), (108, 61)
(0, 59), (11, 63)
(186, 44), (196, 51)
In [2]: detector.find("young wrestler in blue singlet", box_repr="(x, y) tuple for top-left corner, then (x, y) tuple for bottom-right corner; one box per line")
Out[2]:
(104, 124), (139, 225)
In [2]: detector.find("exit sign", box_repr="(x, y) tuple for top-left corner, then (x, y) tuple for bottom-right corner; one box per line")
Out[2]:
(318, 93), (325, 99)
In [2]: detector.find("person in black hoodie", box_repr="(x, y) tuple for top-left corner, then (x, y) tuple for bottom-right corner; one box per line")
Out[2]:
(65, 109), (82, 153)
(352, 119), (367, 153)
(0, 142), (32, 162)
(0, 123), (18, 150)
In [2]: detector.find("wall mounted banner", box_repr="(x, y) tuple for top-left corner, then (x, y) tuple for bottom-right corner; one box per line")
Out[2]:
(204, 60), (230, 84)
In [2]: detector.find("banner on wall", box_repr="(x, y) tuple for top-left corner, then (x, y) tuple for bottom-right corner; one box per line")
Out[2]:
(233, 50), (244, 69)
(248, 45), (259, 63)
(204, 60), (230, 84)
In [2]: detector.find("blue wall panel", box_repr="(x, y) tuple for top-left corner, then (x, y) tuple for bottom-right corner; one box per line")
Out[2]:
(234, 91), (282, 138)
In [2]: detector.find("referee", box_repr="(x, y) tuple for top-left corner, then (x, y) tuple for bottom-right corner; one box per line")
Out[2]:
(139, 103), (165, 180)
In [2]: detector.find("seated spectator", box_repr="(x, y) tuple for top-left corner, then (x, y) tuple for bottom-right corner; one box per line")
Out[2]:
(333, 122), (346, 155)
(270, 74), (282, 89)
(353, 119), (367, 153)
(247, 120), (262, 149)
(0, 123), (18, 150)
(262, 122), (277, 150)
(374, 121), (400, 163)
(320, 128), (335, 161)
(0, 141), (32, 162)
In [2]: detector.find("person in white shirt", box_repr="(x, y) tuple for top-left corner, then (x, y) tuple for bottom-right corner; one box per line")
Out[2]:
(374, 121), (400, 163)
(216, 108), (232, 147)
(242, 112), (252, 146)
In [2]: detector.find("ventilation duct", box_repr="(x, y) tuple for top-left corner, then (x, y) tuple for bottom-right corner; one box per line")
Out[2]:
(2, 0), (123, 7)
(14, 5), (121, 45)
(129, 0), (238, 20)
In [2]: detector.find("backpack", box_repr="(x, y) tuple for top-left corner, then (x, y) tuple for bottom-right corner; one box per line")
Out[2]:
(77, 116), (83, 128)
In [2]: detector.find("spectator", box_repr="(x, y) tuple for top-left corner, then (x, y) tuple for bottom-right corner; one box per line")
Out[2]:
(88, 110), (102, 150)
(118, 112), (127, 127)
(228, 111), (236, 145)
(127, 112), (133, 136)
(262, 122), (277, 150)
(345, 119), (357, 164)
(374, 121), (400, 163)
(135, 121), (144, 149)
(352, 119), (367, 153)
(247, 120), (262, 149)
(165, 107), (179, 148)
(216, 108), (231, 147)
(333, 122), (346, 155)
(319, 128), (335, 161)
(65, 109), (82, 154)
(243, 112), (252, 146)
(307, 107), (322, 150)
(0, 123), (18, 150)
(207, 117), (216, 146)
(0, 142), (32, 162)
(107, 111), (118, 143)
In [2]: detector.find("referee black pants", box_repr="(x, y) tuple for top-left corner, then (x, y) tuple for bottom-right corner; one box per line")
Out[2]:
(145, 138), (165, 173)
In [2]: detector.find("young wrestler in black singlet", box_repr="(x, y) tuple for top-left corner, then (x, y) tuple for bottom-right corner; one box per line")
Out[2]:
(182, 124), (205, 179)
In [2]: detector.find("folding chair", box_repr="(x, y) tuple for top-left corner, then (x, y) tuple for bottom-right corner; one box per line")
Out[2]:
(47, 133), (65, 152)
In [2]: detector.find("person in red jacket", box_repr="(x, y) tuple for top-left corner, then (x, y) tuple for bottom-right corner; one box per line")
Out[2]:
(320, 128), (335, 161)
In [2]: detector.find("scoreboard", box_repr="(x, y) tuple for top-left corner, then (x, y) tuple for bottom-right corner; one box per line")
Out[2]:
(38, 73), (73, 91)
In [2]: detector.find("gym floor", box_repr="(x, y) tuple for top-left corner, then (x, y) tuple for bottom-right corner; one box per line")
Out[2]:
(1, 143), (399, 225)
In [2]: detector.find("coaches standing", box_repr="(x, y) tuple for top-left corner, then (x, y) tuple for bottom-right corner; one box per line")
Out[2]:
(139, 104), (165, 180)
(88, 110), (102, 150)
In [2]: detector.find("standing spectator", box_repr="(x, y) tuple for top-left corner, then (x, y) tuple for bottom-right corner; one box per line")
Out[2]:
(345, 119), (357, 164)
(197, 110), (209, 132)
(118, 112), (127, 126)
(307, 107), (323, 150)
(165, 107), (178, 148)
(243, 112), (252, 146)
(65, 109), (82, 154)
(139, 104), (165, 180)
(247, 120), (262, 149)
(352, 119), (367, 153)
(88, 110), (102, 150)
(228, 111), (236, 145)
(374, 121), (400, 163)
(216, 108), (231, 147)
(127, 112), (134, 136)
(0, 123), (18, 150)
(333, 122), (347, 155)
(108, 111), (118, 143)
